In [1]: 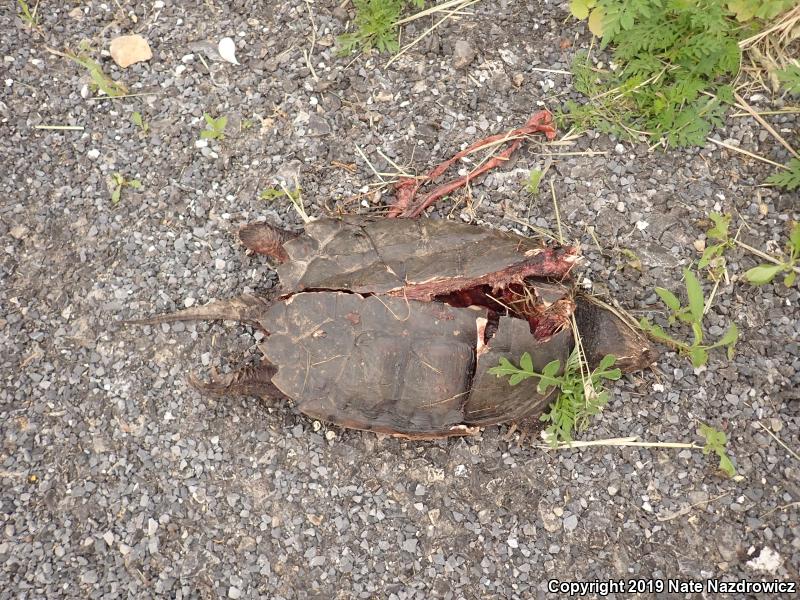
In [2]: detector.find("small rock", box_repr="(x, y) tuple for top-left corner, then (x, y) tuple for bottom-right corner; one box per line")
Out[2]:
(453, 40), (477, 70)
(307, 114), (331, 137)
(563, 514), (578, 532)
(87, 149), (100, 160)
(10, 225), (28, 240)
(110, 35), (153, 68)
(228, 586), (242, 599)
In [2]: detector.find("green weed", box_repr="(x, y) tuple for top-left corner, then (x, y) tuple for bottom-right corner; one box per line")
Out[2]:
(17, 0), (40, 27)
(337, 0), (424, 55)
(110, 173), (142, 204)
(776, 62), (800, 95)
(766, 158), (800, 191)
(66, 43), (128, 97)
(699, 423), (736, 477)
(639, 268), (738, 367)
(525, 169), (544, 195)
(563, 0), (793, 147)
(131, 111), (149, 133)
(698, 212), (734, 280)
(261, 183), (310, 223)
(200, 114), (227, 140)
(744, 222), (800, 287)
(489, 350), (621, 445)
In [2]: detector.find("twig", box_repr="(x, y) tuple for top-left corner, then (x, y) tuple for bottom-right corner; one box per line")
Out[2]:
(757, 421), (800, 463)
(536, 435), (701, 450)
(707, 138), (790, 170)
(34, 125), (84, 130)
(734, 239), (800, 275)
(656, 492), (732, 522)
(303, 0), (319, 81)
(386, 0), (480, 68)
(550, 180), (563, 245)
(355, 145), (386, 183)
(733, 92), (798, 159)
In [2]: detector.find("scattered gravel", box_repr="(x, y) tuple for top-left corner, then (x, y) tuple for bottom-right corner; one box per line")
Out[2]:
(1, 0), (798, 597)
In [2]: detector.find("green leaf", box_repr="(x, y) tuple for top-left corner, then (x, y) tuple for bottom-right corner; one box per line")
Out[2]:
(766, 159), (800, 191)
(688, 346), (708, 367)
(128, 179), (142, 189)
(508, 373), (526, 386)
(599, 367), (622, 381)
(789, 223), (800, 255)
(587, 7), (605, 36)
(655, 287), (681, 312)
(699, 423), (726, 450)
(519, 352), (533, 373)
(639, 318), (674, 344)
(683, 268), (705, 322)
(111, 186), (121, 204)
(726, 0), (755, 22)
(744, 264), (783, 285)
(714, 323), (738, 349)
(526, 169), (543, 195)
(542, 360), (561, 379)
(216, 115), (228, 130)
(569, 0), (593, 20)
(596, 354), (617, 372)
(200, 129), (216, 140)
(784, 271), (797, 288)
(707, 212), (731, 241)
(488, 357), (518, 378)
(132, 111), (143, 128)
(717, 452), (736, 478)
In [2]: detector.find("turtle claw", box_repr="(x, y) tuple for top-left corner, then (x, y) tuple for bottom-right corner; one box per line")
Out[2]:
(188, 361), (282, 399)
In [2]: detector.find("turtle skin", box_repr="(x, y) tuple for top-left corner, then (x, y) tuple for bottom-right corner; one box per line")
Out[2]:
(129, 217), (656, 438)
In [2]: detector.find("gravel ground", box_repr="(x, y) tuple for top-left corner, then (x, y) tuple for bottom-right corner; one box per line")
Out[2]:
(2, 1), (799, 598)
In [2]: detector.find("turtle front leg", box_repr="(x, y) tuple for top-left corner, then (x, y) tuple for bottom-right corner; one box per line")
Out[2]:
(189, 360), (284, 400)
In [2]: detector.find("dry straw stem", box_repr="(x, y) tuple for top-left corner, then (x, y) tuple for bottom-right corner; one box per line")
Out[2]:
(386, 0), (481, 68)
(733, 238), (800, 275)
(536, 435), (701, 450)
(303, 0), (319, 81)
(656, 492), (732, 522)
(707, 137), (789, 169)
(733, 91), (798, 159)
(757, 421), (800, 463)
(739, 5), (800, 92)
(34, 125), (84, 130)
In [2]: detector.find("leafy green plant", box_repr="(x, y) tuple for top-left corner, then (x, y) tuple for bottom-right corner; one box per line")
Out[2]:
(131, 111), (149, 133)
(200, 114), (227, 140)
(66, 43), (128, 97)
(766, 158), (800, 191)
(698, 212), (734, 279)
(699, 423), (736, 477)
(525, 169), (544, 195)
(744, 222), (800, 287)
(337, 0), (424, 55)
(110, 173), (142, 204)
(776, 62), (800, 95)
(261, 186), (301, 203)
(639, 268), (738, 367)
(489, 350), (621, 445)
(261, 183), (310, 223)
(17, 0), (40, 27)
(563, 0), (793, 147)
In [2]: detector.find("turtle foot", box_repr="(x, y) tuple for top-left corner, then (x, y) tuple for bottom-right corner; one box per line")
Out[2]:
(189, 360), (283, 399)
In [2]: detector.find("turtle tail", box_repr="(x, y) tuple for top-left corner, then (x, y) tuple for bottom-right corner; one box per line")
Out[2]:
(124, 294), (273, 327)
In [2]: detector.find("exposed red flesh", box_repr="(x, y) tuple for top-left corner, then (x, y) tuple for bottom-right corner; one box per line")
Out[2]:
(388, 245), (578, 302)
(388, 111), (557, 218)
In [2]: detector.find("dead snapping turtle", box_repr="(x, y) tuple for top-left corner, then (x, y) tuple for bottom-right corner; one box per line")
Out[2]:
(130, 216), (655, 438)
